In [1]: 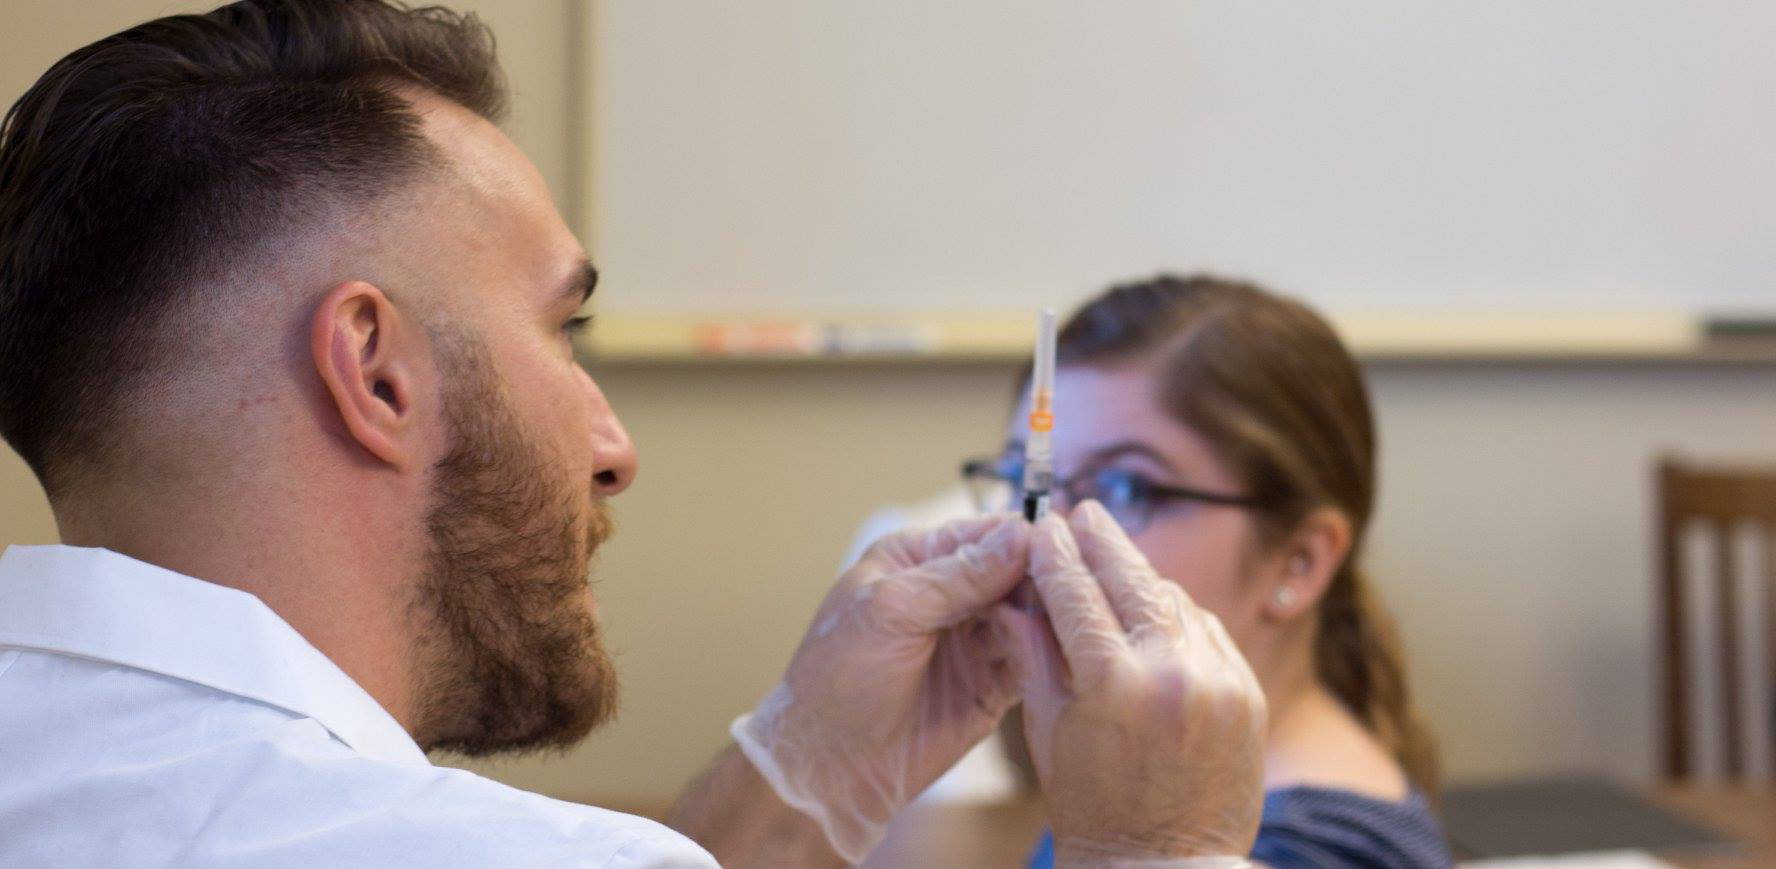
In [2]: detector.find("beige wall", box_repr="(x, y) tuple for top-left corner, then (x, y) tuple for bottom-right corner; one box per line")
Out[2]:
(6, 2), (1775, 808)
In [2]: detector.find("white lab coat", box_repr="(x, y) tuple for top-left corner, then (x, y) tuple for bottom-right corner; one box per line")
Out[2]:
(0, 545), (717, 869)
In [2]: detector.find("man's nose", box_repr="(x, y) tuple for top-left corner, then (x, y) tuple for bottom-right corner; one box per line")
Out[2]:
(586, 380), (637, 498)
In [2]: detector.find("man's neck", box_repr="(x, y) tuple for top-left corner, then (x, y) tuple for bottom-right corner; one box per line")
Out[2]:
(54, 479), (428, 737)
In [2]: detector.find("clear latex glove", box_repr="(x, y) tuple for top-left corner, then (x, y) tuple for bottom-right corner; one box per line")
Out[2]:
(731, 514), (1031, 863)
(998, 501), (1267, 868)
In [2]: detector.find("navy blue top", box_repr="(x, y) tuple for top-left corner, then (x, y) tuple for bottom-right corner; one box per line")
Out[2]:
(1027, 787), (1454, 869)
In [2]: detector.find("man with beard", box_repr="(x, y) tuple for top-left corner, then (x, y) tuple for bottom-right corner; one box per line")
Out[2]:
(0, 2), (1267, 868)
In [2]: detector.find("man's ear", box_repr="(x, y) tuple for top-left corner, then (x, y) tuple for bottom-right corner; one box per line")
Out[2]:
(310, 280), (426, 469)
(1263, 507), (1353, 622)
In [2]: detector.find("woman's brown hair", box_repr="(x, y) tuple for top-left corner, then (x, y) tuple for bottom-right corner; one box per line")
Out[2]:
(1042, 273), (1440, 795)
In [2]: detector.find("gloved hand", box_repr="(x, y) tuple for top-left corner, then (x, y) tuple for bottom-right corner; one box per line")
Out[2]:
(999, 501), (1266, 869)
(730, 514), (1031, 863)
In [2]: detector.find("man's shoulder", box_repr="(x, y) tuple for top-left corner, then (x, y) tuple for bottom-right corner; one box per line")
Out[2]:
(0, 648), (717, 869)
(385, 763), (721, 869)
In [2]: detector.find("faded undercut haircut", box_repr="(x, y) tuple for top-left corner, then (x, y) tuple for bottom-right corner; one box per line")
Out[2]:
(0, 0), (506, 496)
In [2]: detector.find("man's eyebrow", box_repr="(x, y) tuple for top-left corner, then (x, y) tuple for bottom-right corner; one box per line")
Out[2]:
(561, 260), (598, 305)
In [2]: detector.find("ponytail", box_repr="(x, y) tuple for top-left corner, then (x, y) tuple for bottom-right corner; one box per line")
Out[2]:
(1315, 564), (1441, 797)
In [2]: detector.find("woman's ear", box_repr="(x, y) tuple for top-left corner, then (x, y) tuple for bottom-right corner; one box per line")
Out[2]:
(1263, 507), (1353, 621)
(310, 280), (426, 469)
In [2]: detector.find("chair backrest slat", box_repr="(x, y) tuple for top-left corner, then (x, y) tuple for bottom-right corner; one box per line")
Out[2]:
(1658, 464), (1689, 779)
(1657, 457), (1776, 784)
(1715, 522), (1744, 778)
(1765, 521), (1776, 779)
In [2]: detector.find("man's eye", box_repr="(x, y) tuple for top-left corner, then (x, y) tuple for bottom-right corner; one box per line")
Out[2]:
(563, 315), (594, 337)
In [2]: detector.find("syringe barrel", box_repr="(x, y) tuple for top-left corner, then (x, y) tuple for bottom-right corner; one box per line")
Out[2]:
(1022, 309), (1059, 508)
(1022, 429), (1053, 493)
(1032, 309), (1057, 397)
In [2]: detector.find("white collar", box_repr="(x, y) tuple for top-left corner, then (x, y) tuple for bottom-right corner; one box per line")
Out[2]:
(0, 544), (428, 766)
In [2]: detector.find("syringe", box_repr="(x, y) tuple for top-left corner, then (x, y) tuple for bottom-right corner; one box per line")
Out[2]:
(1022, 309), (1057, 522)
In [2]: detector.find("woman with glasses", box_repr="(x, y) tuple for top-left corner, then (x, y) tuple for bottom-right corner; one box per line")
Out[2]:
(963, 275), (1452, 869)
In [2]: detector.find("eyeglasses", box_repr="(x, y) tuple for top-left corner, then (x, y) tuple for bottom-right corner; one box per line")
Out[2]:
(959, 454), (1264, 534)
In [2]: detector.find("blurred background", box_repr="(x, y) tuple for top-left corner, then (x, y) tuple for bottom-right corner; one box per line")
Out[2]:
(4, 0), (1773, 835)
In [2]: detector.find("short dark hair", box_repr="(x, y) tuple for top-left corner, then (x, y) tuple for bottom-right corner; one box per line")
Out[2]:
(0, 0), (506, 495)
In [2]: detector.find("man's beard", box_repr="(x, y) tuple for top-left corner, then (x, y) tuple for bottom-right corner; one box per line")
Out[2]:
(407, 338), (618, 756)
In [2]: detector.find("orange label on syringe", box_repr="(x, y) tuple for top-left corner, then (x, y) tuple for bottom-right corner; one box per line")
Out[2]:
(1029, 388), (1055, 432)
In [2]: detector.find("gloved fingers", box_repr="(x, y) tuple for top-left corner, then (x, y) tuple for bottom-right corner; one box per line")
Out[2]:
(882, 518), (1030, 630)
(1030, 513), (1128, 687)
(1194, 605), (1266, 713)
(934, 615), (1023, 717)
(993, 604), (1065, 781)
(911, 513), (1011, 561)
(1071, 500), (1189, 638)
(861, 513), (1020, 569)
(993, 603), (1069, 704)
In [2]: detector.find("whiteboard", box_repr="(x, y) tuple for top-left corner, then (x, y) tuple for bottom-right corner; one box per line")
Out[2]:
(586, 1), (1776, 315)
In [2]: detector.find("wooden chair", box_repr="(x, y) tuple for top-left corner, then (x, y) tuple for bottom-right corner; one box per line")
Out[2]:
(1657, 457), (1776, 781)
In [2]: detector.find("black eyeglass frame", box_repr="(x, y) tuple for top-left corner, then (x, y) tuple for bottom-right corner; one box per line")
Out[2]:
(959, 455), (1266, 530)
